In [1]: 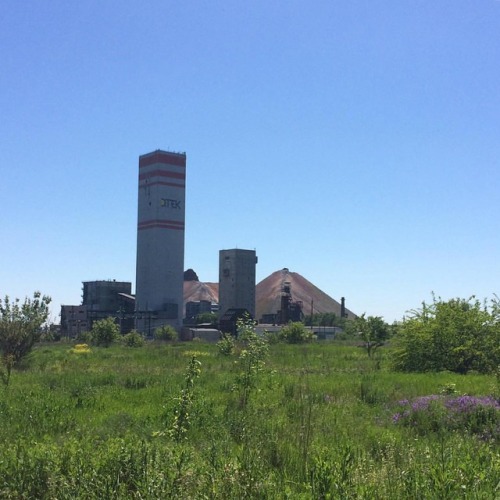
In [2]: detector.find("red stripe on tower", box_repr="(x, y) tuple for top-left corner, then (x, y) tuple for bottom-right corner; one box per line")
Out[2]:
(139, 180), (186, 189)
(138, 218), (185, 231)
(139, 170), (186, 181)
(139, 151), (186, 168)
(138, 222), (185, 231)
(138, 218), (184, 227)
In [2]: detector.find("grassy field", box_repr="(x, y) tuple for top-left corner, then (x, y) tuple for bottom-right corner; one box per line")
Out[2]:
(0, 340), (498, 498)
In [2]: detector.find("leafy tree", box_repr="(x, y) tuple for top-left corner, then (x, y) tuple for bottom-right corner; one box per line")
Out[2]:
(90, 317), (119, 347)
(154, 324), (178, 341)
(0, 292), (51, 385)
(279, 322), (315, 344)
(347, 314), (390, 358)
(393, 295), (500, 374)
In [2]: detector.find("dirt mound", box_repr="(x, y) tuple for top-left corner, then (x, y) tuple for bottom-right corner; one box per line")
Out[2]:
(183, 268), (355, 322)
(255, 268), (355, 321)
(183, 280), (219, 304)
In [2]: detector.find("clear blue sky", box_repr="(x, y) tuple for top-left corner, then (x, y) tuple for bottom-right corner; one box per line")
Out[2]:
(1, 1), (499, 323)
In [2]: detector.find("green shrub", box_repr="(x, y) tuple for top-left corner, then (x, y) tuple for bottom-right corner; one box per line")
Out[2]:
(39, 328), (61, 342)
(122, 330), (144, 347)
(216, 333), (235, 355)
(154, 325), (178, 341)
(392, 296), (500, 374)
(76, 330), (92, 344)
(90, 317), (119, 347)
(168, 356), (201, 442)
(263, 330), (280, 344)
(279, 322), (315, 344)
(233, 315), (269, 408)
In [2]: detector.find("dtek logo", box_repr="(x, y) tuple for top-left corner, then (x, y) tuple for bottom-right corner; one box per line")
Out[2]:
(160, 198), (181, 209)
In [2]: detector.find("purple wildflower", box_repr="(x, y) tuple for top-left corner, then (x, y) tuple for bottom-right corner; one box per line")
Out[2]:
(444, 396), (500, 413)
(392, 393), (500, 439)
(410, 395), (441, 411)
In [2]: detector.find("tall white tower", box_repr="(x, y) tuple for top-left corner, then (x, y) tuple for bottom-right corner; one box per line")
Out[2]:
(135, 150), (186, 333)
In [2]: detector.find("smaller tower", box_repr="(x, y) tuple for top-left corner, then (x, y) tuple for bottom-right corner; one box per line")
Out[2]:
(218, 249), (257, 318)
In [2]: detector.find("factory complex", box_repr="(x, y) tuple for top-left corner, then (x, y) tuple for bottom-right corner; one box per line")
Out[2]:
(61, 150), (354, 337)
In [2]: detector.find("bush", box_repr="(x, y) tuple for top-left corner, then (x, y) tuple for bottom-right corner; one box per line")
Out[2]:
(233, 315), (269, 408)
(40, 327), (61, 342)
(279, 322), (315, 344)
(90, 317), (119, 347)
(154, 325), (178, 342)
(263, 330), (280, 344)
(392, 296), (500, 374)
(76, 331), (92, 344)
(217, 333), (235, 356)
(122, 330), (144, 348)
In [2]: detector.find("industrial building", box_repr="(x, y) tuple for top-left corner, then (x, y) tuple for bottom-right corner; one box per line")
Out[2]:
(60, 305), (89, 338)
(82, 280), (135, 332)
(184, 300), (219, 323)
(135, 150), (186, 333)
(275, 279), (304, 324)
(82, 280), (132, 313)
(60, 280), (134, 337)
(218, 249), (257, 322)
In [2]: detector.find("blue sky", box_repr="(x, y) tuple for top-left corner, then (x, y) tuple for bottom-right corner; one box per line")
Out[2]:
(1, 1), (499, 323)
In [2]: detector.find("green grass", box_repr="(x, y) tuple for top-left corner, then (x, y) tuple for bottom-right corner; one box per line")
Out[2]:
(0, 340), (498, 498)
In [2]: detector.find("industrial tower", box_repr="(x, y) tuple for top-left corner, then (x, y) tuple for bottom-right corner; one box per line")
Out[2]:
(218, 249), (258, 320)
(135, 150), (186, 333)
